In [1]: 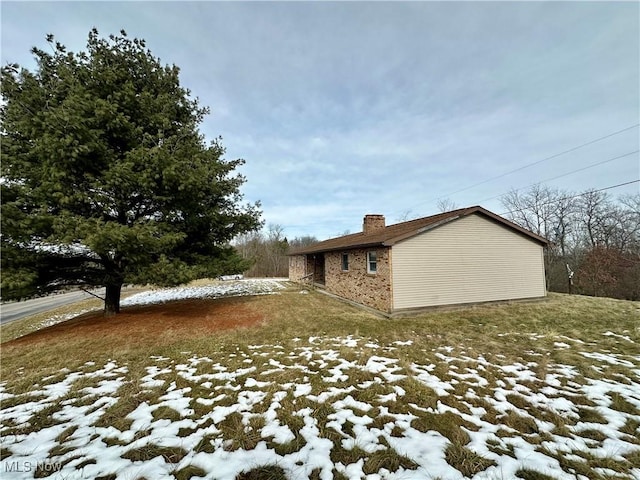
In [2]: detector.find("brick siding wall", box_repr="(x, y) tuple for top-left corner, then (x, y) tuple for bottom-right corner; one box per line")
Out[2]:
(324, 247), (392, 312)
(289, 255), (307, 282)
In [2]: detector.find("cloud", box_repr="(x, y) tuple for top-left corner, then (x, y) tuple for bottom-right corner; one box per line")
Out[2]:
(2, 1), (638, 240)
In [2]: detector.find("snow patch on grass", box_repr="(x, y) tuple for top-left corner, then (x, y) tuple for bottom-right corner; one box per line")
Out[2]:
(121, 279), (287, 306)
(2, 335), (639, 479)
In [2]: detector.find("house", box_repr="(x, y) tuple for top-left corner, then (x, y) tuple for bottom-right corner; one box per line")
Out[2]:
(288, 206), (548, 314)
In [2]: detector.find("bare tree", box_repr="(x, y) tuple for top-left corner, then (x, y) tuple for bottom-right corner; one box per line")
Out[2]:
(500, 185), (567, 239)
(235, 231), (264, 264)
(288, 236), (318, 249)
(266, 224), (288, 277)
(552, 194), (578, 257)
(501, 185), (639, 299)
(611, 194), (640, 253)
(395, 210), (414, 222)
(234, 227), (317, 278)
(436, 198), (459, 213)
(577, 190), (612, 248)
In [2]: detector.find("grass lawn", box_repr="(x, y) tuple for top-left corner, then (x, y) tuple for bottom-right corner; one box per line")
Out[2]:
(1, 280), (639, 480)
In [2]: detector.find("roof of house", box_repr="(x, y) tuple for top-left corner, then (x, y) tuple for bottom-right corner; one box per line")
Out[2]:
(288, 206), (549, 255)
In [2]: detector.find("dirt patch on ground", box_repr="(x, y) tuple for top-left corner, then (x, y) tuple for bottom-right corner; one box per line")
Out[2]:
(5, 297), (265, 347)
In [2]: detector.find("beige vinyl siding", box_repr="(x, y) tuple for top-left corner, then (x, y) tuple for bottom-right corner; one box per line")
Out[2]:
(392, 214), (546, 310)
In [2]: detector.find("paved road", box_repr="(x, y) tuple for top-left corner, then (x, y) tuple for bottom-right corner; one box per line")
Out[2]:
(0, 289), (105, 325)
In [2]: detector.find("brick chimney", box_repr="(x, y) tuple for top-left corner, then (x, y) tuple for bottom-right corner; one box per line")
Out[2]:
(363, 214), (386, 234)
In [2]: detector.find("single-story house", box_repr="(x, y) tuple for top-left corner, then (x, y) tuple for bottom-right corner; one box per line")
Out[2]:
(288, 206), (548, 314)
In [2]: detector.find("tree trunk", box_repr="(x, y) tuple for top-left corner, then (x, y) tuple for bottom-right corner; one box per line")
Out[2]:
(104, 282), (122, 317)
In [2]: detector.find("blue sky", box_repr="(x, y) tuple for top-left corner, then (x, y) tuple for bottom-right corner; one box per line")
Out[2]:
(2, 1), (638, 240)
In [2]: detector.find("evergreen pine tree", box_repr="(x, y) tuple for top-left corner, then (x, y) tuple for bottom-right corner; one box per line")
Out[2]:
(1, 30), (262, 315)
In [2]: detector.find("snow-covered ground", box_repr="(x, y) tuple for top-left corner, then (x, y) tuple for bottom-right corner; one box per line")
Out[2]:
(1, 334), (639, 480)
(121, 279), (287, 307)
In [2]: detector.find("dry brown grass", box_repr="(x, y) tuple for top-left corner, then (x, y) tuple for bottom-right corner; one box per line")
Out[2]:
(121, 445), (188, 463)
(4, 289), (637, 376)
(4, 297), (265, 348)
(444, 443), (497, 477)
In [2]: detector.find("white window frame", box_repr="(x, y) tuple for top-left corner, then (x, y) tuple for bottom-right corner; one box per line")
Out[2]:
(367, 251), (377, 274)
(341, 252), (349, 271)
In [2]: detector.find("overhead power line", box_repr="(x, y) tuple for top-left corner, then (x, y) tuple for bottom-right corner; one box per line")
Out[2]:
(403, 123), (640, 214)
(441, 123), (639, 198)
(477, 149), (639, 204)
(498, 179), (640, 217)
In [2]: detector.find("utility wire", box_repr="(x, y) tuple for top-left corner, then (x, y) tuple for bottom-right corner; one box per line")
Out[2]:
(404, 123), (639, 213)
(476, 149), (639, 204)
(498, 179), (640, 216)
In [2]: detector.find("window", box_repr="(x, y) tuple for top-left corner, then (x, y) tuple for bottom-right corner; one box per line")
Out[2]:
(341, 253), (349, 271)
(367, 251), (377, 274)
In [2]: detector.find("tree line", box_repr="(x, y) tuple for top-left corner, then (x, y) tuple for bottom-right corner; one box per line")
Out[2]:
(234, 224), (317, 278)
(500, 185), (639, 300)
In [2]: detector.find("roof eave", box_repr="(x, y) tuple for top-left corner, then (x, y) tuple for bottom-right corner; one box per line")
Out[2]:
(288, 205), (549, 255)
(288, 241), (386, 256)
(385, 208), (549, 246)
(474, 208), (549, 245)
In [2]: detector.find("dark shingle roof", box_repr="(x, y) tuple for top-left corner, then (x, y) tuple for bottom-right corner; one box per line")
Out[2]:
(288, 206), (548, 255)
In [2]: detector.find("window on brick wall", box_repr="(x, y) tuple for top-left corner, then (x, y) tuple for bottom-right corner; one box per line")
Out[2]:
(341, 253), (349, 271)
(367, 251), (377, 274)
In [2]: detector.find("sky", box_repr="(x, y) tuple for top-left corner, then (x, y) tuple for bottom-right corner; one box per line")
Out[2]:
(1, 1), (639, 240)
